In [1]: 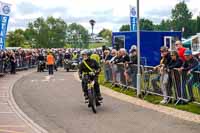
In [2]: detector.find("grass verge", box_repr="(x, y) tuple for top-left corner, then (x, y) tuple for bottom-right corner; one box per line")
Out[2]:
(99, 72), (200, 115)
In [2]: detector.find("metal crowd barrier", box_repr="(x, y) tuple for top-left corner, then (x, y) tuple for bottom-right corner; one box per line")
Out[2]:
(0, 59), (4, 75)
(0, 56), (37, 74)
(103, 63), (200, 105)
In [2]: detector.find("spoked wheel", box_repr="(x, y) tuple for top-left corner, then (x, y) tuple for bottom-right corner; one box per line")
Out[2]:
(88, 90), (97, 114)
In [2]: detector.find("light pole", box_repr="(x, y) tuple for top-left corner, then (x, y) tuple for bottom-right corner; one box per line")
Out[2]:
(136, 0), (141, 97)
(89, 19), (96, 39)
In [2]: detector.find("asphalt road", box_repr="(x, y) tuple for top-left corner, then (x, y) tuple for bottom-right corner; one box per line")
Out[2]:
(13, 70), (200, 133)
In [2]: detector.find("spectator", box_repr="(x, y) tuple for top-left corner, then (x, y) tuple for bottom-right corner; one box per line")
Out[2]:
(110, 49), (118, 85)
(175, 41), (187, 61)
(178, 50), (199, 102)
(124, 45), (138, 87)
(167, 51), (183, 100)
(151, 46), (171, 104)
(103, 49), (112, 82)
(10, 51), (16, 74)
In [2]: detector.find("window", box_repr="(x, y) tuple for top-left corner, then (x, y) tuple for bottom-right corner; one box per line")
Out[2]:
(113, 36), (125, 50)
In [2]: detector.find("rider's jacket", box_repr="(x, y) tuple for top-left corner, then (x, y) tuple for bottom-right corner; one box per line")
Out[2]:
(90, 54), (100, 64)
(79, 58), (100, 75)
(72, 53), (78, 60)
(38, 55), (45, 61)
(64, 54), (71, 60)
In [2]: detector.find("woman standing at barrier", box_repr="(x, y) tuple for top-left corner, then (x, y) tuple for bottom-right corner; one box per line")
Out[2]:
(10, 51), (16, 74)
(167, 51), (183, 101)
(151, 46), (171, 104)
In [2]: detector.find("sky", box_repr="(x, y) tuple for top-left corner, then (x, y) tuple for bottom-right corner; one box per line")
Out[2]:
(3, 0), (200, 33)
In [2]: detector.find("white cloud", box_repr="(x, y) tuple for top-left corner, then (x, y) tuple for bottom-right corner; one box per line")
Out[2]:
(3, 0), (200, 33)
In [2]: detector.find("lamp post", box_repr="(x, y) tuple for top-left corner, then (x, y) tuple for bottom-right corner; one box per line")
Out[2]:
(89, 19), (96, 39)
(136, 0), (141, 97)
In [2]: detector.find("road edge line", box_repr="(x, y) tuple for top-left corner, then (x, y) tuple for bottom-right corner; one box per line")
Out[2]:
(8, 71), (49, 133)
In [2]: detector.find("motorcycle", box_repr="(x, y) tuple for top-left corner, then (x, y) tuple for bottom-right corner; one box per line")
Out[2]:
(71, 60), (79, 70)
(83, 72), (101, 113)
(64, 59), (71, 72)
(64, 59), (79, 72)
(37, 61), (45, 72)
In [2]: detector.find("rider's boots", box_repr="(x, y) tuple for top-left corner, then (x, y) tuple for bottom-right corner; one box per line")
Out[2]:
(97, 94), (103, 101)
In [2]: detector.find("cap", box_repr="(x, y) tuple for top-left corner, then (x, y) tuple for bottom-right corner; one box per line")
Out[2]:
(160, 46), (168, 52)
(131, 45), (137, 50)
(184, 49), (192, 56)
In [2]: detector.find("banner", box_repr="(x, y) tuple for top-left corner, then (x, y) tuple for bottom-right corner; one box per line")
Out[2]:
(0, 1), (11, 50)
(130, 6), (137, 31)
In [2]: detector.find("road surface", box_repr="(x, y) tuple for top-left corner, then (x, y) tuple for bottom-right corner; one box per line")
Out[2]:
(13, 70), (200, 133)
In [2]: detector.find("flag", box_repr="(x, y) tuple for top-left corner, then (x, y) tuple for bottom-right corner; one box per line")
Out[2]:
(130, 5), (137, 31)
(0, 1), (11, 50)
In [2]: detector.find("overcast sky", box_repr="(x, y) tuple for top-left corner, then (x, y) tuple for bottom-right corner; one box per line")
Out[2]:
(4, 0), (200, 33)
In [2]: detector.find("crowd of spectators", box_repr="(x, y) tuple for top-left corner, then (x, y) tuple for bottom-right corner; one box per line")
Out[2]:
(102, 41), (200, 104)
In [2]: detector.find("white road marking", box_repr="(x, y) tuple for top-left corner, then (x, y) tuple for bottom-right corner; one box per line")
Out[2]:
(0, 112), (15, 114)
(0, 125), (26, 128)
(0, 129), (25, 133)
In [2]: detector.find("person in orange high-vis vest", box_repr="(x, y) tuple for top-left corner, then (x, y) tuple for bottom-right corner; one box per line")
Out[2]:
(47, 52), (55, 75)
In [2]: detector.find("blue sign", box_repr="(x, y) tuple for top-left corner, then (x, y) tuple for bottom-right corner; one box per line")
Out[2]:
(130, 6), (137, 31)
(0, 15), (9, 50)
(130, 17), (137, 31)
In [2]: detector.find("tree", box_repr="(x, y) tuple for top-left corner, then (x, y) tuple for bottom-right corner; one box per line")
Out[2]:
(98, 28), (112, 43)
(26, 17), (67, 48)
(196, 15), (200, 33)
(119, 24), (130, 31)
(7, 29), (25, 47)
(156, 19), (172, 31)
(140, 18), (154, 31)
(171, 1), (192, 37)
(46, 16), (67, 48)
(67, 23), (89, 48)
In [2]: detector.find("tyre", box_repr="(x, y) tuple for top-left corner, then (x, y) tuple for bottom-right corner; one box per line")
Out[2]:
(88, 89), (97, 114)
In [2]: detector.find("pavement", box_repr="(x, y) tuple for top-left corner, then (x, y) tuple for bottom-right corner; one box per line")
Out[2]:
(0, 70), (47, 133)
(11, 70), (200, 133)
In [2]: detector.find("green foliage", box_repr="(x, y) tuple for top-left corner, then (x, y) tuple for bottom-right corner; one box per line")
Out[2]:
(67, 23), (89, 48)
(88, 43), (109, 49)
(99, 28), (112, 39)
(171, 1), (192, 37)
(140, 18), (154, 31)
(7, 29), (25, 47)
(26, 17), (67, 48)
(119, 24), (130, 31)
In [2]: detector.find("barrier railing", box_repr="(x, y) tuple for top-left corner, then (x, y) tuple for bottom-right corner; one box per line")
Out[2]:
(0, 56), (37, 75)
(0, 59), (4, 75)
(103, 63), (200, 105)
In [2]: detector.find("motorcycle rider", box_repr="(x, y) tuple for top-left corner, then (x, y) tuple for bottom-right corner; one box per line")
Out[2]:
(64, 51), (71, 60)
(79, 50), (103, 101)
(72, 51), (79, 61)
(37, 53), (45, 72)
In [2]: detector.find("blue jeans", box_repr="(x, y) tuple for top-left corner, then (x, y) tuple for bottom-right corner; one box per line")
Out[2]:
(104, 68), (112, 82)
